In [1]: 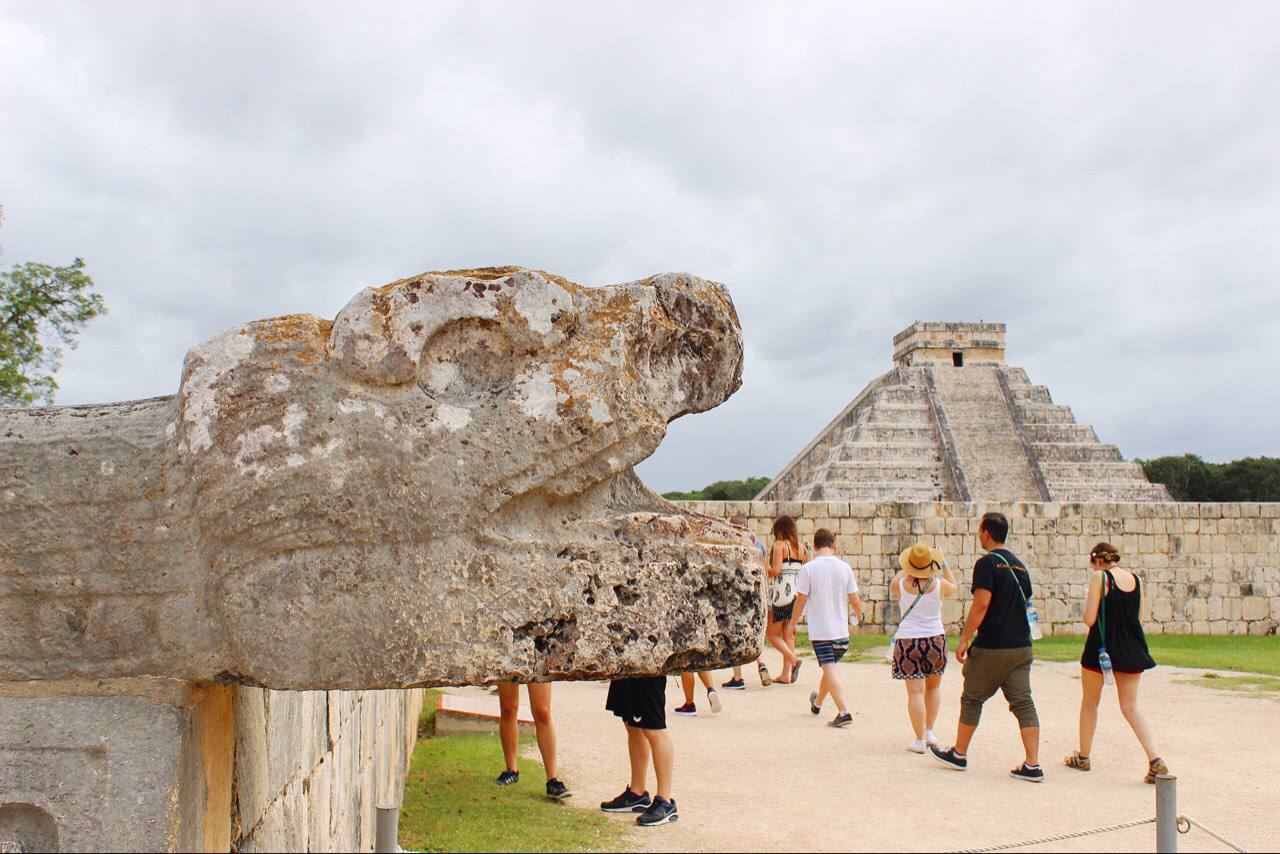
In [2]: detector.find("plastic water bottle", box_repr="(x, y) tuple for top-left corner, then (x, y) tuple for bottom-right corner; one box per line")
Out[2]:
(1098, 646), (1116, 685)
(1025, 601), (1044, 641)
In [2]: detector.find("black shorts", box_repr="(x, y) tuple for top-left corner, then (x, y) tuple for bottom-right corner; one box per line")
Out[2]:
(606, 676), (666, 730)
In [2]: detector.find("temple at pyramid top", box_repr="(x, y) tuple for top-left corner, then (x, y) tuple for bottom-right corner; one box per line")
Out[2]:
(756, 322), (1171, 503)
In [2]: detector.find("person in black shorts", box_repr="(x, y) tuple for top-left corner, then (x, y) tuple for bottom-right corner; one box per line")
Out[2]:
(600, 676), (678, 826)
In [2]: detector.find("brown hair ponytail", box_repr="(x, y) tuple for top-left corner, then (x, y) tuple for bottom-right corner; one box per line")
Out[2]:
(1090, 541), (1121, 565)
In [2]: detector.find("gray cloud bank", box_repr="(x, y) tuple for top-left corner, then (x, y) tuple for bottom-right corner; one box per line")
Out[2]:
(1, 1), (1277, 492)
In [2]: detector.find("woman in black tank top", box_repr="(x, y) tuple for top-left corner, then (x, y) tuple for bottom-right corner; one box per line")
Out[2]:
(1065, 542), (1169, 784)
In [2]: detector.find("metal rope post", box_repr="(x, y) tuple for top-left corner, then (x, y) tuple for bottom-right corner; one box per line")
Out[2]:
(1155, 774), (1177, 853)
(375, 803), (400, 854)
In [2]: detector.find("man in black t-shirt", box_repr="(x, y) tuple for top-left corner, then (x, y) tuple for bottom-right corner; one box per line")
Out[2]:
(929, 512), (1044, 782)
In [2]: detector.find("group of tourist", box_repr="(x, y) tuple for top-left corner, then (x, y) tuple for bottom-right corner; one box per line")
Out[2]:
(489, 510), (1170, 828)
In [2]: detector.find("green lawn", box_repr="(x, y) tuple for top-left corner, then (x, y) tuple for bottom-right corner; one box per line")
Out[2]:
(1177, 673), (1280, 695)
(796, 631), (1280, 676)
(1032, 634), (1280, 676)
(794, 629), (888, 662)
(400, 695), (629, 853)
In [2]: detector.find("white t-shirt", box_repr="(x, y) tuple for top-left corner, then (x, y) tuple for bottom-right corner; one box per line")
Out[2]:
(796, 554), (860, 641)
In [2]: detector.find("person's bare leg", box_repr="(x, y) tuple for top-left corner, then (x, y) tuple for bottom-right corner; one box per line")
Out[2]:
(905, 679), (926, 739)
(642, 729), (674, 801)
(1116, 673), (1160, 761)
(924, 675), (943, 731)
(626, 725), (650, 795)
(766, 623), (792, 679)
(954, 722), (977, 755)
(497, 683), (520, 772)
(822, 664), (848, 713)
(1019, 727), (1040, 766)
(698, 672), (714, 692)
(526, 683), (557, 780)
(680, 673), (696, 705)
(1078, 667), (1103, 757)
(732, 665), (743, 681)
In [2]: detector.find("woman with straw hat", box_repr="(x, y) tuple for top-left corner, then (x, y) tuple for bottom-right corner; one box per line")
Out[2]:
(891, 542), (957, 754)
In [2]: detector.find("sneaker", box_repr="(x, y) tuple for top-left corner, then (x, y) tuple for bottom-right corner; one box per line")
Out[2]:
(545, 778), (571, 800)
(906, 739), (927, 754)
(495, 769), (519, 786)
(1010, 762), (1045, 783)
(925, 729), (941, 746)
(706, 690), (722, 713)
(929, 745), (968, 770)
(721, 678), (746, 690)
(828, 711), (853, 728)
(673, 702), (697, 717)
(1144, 758), (1169, 784)
(809, 691), (821, 715)
(757, 664), (773, 687)
(600, 787), (651, 813)
(636, 796), (679, 827)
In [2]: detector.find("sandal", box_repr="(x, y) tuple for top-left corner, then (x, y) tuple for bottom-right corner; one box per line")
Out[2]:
(757, 663), (773, 687)
(791, 660), (803, 682)
(1144, 757), (1169, 784)
(1064, 752), (1091, 771)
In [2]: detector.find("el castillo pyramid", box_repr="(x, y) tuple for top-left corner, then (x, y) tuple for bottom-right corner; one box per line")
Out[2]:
(757, 322), (1171, 502)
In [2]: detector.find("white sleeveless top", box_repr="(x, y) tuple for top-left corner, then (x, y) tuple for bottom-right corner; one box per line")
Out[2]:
(895, 578), (944, 639)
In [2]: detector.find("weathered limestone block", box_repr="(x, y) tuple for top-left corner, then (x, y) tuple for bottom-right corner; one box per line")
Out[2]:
(0, 679), (232, 852)
(1, 268), (761, 690)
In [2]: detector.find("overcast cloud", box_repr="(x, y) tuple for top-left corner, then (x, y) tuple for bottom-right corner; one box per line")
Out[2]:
(2, 1), (1277, 492)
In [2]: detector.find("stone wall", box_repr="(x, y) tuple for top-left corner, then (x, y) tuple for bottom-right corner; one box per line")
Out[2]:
(232, 688), (424, 852)
(678, 500), (1279, 636)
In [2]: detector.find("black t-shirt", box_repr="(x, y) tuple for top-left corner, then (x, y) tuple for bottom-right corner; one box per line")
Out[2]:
(972, 548), (1033, 649)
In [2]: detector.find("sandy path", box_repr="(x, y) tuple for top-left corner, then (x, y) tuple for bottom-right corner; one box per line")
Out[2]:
(453, 653), (1278, 852)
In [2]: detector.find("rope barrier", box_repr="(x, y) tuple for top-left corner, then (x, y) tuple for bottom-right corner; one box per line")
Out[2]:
(1179, 814), (1251, 853)
(951, 817), (1155, 853)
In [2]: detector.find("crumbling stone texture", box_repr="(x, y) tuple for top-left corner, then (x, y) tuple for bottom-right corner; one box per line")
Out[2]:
(0, 267), (762, 690)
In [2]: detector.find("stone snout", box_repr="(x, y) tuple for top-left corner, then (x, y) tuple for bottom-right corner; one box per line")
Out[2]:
(0, 268), (763, 691)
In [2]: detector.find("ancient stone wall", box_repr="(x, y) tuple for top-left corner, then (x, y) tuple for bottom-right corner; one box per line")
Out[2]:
(681, 500), (1279, 637)
(232, 688), (423, 852)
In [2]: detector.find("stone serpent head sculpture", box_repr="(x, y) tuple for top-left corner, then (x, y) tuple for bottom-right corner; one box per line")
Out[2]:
(1, 268), (763, 689)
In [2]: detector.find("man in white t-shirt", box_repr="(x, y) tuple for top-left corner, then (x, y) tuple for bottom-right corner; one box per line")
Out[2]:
(790, 528), (864, 728)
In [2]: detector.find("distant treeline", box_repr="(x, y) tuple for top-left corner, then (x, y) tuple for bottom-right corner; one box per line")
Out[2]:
(1140, 455), (1280, 502)
(662, 457), (1280, 504)
(662, 476), (770, 502)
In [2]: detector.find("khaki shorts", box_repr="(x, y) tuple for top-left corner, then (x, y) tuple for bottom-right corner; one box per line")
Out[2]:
(960, 645), (1039, 729)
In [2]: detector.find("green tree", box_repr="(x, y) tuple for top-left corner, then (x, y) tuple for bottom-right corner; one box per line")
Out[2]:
(0, 214), (106, 406)
(1140, 454), (1280, 502)
(662, 476), (771, 501)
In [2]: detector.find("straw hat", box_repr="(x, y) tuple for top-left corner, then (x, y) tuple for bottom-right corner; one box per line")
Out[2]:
(899, 542), (942, 578)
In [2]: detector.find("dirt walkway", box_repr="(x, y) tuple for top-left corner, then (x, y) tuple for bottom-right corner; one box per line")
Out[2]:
(454, 653), (1278, 852)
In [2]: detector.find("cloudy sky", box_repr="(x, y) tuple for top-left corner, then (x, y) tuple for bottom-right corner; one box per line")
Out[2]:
(2, 1), (1277, 492)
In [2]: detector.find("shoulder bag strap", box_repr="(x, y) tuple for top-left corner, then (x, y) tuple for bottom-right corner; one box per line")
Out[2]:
(897, 578), (935, 624)
(1098, 570), (1112, 647)
(988, 552), (1029, 605)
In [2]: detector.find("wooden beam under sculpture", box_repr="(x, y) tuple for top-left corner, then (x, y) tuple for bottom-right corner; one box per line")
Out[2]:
(1, 267), (763, 691)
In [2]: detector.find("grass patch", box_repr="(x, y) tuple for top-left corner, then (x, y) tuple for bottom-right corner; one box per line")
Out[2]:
(795, 630), (888, 662)
(1177, 673), (1280, 695)
(1031, 634), (1280, 676)
(400, 715), (629, 852)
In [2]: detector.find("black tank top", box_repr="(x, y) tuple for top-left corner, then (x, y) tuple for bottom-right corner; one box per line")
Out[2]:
(1081, 570), (1156, 673)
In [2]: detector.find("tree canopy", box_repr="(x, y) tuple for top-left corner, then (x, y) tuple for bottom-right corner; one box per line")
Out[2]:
(1140, 454), (1280, 502)
(0, 211), (106, 406)
(662, 476), (771, 501)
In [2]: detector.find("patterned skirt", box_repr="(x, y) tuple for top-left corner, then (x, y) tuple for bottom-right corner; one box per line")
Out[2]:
(892, 634), (948, 680)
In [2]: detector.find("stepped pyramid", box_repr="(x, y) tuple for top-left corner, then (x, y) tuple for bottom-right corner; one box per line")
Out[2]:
(757, 323), (1171, 502)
